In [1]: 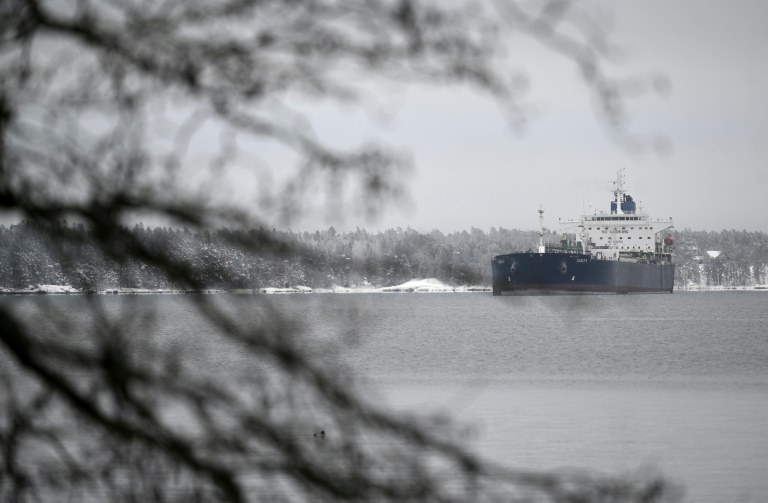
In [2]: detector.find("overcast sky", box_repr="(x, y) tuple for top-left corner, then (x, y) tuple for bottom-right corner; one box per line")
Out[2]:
(9, 0), (765, 235)
(267, 0), (768, 234)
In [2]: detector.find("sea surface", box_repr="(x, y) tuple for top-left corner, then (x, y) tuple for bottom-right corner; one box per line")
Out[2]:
(3, 292), (768, 501)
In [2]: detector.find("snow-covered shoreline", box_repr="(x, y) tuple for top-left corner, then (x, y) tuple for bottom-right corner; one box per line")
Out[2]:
(3, 279), (768, 296)
(0, 279), (493, 295)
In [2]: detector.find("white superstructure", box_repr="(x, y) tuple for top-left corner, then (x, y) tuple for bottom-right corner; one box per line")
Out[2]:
(557, 170), (675, 262)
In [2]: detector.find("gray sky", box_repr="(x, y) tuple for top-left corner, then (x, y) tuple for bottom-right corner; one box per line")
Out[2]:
(269, 0), (768, 234)
(9, 0), (766, 235)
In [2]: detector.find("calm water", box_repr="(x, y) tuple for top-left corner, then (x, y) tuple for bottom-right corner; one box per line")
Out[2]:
(4, 292), (768, 501)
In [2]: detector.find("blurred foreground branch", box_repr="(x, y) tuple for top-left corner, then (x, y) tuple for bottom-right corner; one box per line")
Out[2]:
(1, 1), (678, 501)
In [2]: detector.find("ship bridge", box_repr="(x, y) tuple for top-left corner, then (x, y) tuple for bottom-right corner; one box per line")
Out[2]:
(557, 170), (675, 262)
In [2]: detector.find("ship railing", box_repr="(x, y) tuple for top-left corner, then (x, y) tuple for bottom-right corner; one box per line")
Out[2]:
(544, 243), (584, 254)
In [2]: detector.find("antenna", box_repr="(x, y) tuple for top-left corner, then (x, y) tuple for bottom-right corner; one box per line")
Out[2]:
(611, 168), (627, 215)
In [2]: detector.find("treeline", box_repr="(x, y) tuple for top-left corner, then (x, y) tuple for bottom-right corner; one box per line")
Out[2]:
(675, 229), (768, 287)
(0, 221), (537, 290)
(2, 222), (767, 290)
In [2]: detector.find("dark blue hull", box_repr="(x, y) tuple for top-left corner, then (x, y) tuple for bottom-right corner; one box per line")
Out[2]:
(491, 253), (674, 295)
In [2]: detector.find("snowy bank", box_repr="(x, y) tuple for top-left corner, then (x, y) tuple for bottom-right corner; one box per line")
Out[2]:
(254, 285), (313, 294)
(379, 278), (490, 293)
(38, 284), (80, 293)
(0, 284), (81, 294)
(0, 281), (494, 295)
(677, 285), (768, 292)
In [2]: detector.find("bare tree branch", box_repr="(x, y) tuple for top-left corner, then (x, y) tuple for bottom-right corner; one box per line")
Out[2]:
(0, 1), (677, 501)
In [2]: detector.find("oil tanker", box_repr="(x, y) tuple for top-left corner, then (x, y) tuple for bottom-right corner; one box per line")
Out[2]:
(492, 171), (675, 295)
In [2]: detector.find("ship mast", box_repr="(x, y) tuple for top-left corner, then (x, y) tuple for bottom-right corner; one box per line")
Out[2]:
(611, 168), (626, 215)
(608, 169), (627, 250)
(538, 205), (546, 253)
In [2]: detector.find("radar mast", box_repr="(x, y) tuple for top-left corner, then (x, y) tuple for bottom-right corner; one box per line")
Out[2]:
(611, 169), (626, 215)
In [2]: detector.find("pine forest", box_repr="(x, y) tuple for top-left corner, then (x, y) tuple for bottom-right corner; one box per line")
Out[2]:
(1, 222), (767, 292)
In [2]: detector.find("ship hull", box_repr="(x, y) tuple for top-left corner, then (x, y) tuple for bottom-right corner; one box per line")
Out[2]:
(491, 253), (674, 296)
